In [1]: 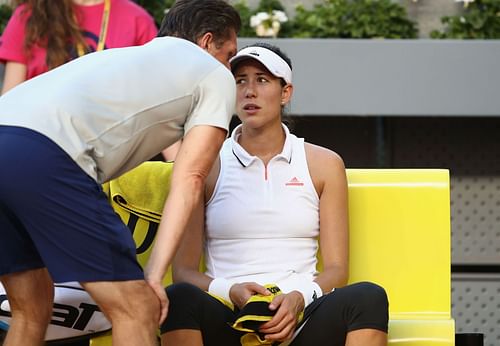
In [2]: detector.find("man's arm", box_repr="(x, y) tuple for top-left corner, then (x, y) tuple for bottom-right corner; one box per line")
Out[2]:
(144, 124), (227, 323)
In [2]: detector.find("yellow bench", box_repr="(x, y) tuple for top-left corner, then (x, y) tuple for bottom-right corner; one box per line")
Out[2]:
(345, 169), (454, 345)
(91, 163), (454, 345)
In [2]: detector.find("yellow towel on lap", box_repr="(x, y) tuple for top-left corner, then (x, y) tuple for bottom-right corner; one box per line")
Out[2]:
(240, 333), (272, 346)
(231, 284), (282, 346)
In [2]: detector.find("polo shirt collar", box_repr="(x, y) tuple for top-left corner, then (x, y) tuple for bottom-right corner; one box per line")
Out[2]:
(231, 123), (293, 167)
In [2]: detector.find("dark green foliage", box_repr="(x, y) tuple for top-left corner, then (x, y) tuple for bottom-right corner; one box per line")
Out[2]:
(255, 0), (285, 12)
(431, 0), (500, 39)
(234, 0), (416, 38)
(0, 3), (13, 34)
(135, 0), (175, 27)
(233, 0), (257, 37)
(289, 0), (417, 38)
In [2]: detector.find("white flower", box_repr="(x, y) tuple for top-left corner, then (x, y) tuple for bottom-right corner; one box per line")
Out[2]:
(250, 12), (271, 28)
(271, 10), (288, 23)
(250, 10), (289, 37)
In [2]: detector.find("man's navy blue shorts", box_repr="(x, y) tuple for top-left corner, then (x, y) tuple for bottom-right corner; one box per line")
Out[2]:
(0, 126), (144, 283)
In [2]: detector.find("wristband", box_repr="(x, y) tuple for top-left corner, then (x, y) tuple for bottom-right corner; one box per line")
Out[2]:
(208, 278), (233, 303)
(295, 281), (323, 307)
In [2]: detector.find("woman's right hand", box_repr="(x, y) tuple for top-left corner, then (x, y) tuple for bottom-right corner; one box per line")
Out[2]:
(229, 282), (270, 309)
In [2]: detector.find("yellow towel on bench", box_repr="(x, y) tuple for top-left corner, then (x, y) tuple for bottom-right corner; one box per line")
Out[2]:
(102, 161), (174, 286)
(102, 161), (173, 223)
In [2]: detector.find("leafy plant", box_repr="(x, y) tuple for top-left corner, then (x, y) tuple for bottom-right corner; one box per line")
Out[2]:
(135, 0), (175, 27)
(233, 0), (257, 37)
(430, 0), (500, 39)
(0, 3), (13, 34)
(289, 0), (417, 38)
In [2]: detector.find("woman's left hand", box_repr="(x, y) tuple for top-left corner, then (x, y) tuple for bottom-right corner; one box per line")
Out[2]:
(258, 290), (305, 342)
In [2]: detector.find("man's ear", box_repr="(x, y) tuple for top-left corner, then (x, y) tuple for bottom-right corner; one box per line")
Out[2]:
(196, 32), (214, 51)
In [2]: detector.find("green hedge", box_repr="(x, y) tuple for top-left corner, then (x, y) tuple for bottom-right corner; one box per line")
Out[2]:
(135, 0), (174, 27)
(289, 0), (417, 38)
(431, 0), (500, 39)
(235, 0), (417, 38)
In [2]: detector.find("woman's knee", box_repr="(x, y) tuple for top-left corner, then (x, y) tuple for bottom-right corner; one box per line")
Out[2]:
(350, 282), (389, 313)
(161, 283), (207, 334)
(344, 281), (389, 330)
(166, 282), (205, 306)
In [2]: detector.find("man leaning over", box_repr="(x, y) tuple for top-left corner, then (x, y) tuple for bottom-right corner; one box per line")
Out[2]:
(0, 1), (240, 345)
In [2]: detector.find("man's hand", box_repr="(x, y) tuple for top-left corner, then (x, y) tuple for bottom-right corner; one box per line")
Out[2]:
(145, 277), (169, 325)
(259, 291), (305, 342)
(229, 282), (270, 309)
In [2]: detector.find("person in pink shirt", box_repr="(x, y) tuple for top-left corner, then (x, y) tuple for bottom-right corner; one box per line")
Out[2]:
(0, 0), (157, 94)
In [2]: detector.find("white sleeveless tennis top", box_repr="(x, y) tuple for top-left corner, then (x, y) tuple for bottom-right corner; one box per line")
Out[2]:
(205, 124), (320, 295)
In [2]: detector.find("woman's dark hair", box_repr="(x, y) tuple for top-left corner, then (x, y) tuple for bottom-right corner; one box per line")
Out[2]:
(17, 0), (88, 70)
(158, 0), (241, 47)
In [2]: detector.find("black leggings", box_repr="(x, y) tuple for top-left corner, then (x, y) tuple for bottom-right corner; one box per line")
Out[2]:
(161, 281), (389, 346)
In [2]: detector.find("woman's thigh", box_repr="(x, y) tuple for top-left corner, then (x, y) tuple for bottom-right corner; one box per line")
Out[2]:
(161, 282), (242, 346)
(291, 281), (389, 346)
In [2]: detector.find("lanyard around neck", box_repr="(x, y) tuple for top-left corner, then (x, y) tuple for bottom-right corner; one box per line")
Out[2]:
(76, 0), (111, 57)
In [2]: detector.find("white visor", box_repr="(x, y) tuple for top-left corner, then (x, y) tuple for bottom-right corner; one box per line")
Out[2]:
(230, 46), (292, 84)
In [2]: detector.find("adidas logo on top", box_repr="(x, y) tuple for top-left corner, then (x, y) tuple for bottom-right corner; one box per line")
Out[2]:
(285, 177), (304, 186)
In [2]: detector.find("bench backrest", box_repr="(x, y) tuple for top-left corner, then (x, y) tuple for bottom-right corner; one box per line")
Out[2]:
(107, 164), (451, 319)
(345, 169), (451, 320)
(93, 164), (454, 346)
